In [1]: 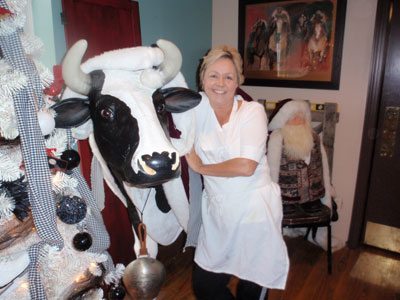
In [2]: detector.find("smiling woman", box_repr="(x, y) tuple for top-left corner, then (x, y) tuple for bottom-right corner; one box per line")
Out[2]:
(203, 59), (239, 126)
(185, 45), (289, 300)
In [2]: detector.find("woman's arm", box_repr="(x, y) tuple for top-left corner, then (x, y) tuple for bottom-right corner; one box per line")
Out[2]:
(185, 148), (258, 177)
(267, 130), (283, 183)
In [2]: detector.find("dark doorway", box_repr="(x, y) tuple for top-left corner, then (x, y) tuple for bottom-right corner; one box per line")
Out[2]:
(62, 0), (141, 265)
(349, 0), (400, 253)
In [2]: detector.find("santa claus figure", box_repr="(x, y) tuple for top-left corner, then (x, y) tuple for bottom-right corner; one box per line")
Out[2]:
(267, 99), (334, 216)
(267, 99), (344, 251)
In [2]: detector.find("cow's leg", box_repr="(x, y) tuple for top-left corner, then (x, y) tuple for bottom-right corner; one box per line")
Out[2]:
(154, 185), (171, 213)
(162, 177), (189, 232)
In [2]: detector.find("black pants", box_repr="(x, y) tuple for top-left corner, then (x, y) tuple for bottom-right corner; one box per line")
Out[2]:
(192, 263), (268, 300)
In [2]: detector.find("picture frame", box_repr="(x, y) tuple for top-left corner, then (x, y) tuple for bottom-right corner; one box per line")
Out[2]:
(238, 0), (347, 90)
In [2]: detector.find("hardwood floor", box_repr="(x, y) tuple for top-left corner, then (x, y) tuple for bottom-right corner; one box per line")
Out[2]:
(156, 237), (400, 300)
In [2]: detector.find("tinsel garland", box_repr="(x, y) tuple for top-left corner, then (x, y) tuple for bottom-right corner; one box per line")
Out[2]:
(0, 145), (24, 181)
(0, 176), (29, 221)
(44, 129), (68, 157)
(0, 190), (15, 220)
(0, 59), (27, 98)
(0, 0), (26, 36)
(20, 32), (43, 56)
(0, 56), (54, 139)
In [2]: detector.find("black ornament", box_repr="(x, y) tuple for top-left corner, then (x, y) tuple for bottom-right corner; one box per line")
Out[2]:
(108, 284), (126, 299)
(56, 195), (87, 224)
(72, 232), (92, 251)
(61, 149), (80, 170)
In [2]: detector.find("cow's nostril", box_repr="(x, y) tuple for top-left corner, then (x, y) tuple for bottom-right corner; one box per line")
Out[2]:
(142, 154), (152, 162)
(150, 151), (169, 159)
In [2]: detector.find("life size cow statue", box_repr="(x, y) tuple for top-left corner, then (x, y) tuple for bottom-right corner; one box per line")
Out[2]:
(52, 39), (201, 257)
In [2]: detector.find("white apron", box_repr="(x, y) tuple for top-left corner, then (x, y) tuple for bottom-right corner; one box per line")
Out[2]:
(193, 93), (289, 289)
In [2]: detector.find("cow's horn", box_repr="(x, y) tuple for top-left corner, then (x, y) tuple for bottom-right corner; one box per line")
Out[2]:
(62, 40), (91, 95)
(141, 40), (182, 88)
(157, 39), (182, 85)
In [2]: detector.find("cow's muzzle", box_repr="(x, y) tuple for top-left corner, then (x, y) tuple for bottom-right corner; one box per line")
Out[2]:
(139, 151), (179, 176)
(121, 151), (181, 188)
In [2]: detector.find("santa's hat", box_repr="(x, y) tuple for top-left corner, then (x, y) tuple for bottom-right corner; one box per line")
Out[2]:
(268, 99), (311, 131)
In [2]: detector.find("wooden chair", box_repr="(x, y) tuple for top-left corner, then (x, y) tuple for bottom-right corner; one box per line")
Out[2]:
(261, 100), (339, 274)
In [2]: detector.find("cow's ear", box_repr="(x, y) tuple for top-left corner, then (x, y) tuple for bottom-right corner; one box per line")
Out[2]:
(51, 98), (91, 128)
(153, 87), (201, 113)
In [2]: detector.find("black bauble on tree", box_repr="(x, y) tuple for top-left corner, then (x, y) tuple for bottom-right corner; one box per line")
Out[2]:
(108, 284), (126, 299)
(61, 149), (81, 170)
(56, 195), (87, 224)
(72, 232), (93, 251)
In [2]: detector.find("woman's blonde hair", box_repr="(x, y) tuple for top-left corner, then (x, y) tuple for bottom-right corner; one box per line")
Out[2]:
(198, 45), (244, 90)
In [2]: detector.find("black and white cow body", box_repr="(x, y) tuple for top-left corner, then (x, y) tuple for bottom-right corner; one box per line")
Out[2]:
(54, 39), (200, 257)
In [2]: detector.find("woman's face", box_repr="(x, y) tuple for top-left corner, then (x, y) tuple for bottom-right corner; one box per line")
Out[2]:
(202, 57), (238, 104)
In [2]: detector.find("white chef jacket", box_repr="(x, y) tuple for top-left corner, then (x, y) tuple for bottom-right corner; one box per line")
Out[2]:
(193, 92), (289, 289)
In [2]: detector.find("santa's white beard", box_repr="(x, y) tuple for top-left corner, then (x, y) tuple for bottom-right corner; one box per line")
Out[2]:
(281, 123), (314, 160)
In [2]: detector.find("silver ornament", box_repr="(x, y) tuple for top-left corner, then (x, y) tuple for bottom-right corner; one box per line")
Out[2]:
(122, 223), (166, 300)
(37, 109), (55, 136)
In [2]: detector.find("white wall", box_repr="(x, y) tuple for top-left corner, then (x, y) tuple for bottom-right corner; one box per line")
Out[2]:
(31, 0), (57, 68)
(30, 0), (66, 68)
(212, 0), (378, 244)
(137, 0), (212, 89)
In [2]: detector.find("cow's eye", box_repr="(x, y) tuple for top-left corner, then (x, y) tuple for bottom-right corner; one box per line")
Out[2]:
(100, 108), (114, 120)
(157, 103), (165, 113)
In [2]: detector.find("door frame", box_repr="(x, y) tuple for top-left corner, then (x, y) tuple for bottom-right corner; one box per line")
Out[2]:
(347, 0), (392, 248)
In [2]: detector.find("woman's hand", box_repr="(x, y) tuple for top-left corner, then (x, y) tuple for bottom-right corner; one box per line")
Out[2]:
(329, 185), (337, 198)
(185, 148), (204, 174)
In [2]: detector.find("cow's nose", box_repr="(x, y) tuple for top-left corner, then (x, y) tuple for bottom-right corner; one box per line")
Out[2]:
(140, 151), (179, 175)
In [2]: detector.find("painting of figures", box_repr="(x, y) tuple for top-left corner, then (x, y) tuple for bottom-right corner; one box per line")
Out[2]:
(239, 0), (347, 89)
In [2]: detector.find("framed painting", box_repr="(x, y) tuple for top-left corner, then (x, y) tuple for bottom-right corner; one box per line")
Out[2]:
(238, 0), (347, 89)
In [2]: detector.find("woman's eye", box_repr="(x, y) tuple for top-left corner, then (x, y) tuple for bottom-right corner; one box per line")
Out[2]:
(100, 108), (114, 120)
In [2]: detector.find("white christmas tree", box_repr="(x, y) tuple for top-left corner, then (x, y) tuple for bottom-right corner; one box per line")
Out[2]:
(0, 1), (125, 298)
